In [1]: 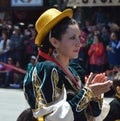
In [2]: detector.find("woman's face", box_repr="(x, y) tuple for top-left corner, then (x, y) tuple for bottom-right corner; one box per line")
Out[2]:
(110, 32), (117, 41)
(94, 35), (99, 43)
(2, 33), (7, 40)
(57, 24), (81, 59)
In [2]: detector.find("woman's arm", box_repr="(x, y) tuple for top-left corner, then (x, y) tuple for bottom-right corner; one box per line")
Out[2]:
(23, 62), (74, 121)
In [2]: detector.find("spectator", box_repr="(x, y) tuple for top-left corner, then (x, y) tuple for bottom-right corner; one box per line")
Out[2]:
(101, 25), (110, 47)
(0, 57), (14, 88)
(0, 30), (12, 63)
(23, 28), (36, 66)
(9, 61), (24, 89)
(27, 55), (36, 72)
(104, 72), (120, 121)
(106, 31), (120, 69)
(10, 25), (24, 67)
(0, 63), (6, 87)
(70, 31), (88, 71)
(88, 33), (107, 73)
(4, 57), (14, 87)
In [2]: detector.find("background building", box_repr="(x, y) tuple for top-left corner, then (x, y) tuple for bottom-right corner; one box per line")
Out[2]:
(0, 0), (120, 26)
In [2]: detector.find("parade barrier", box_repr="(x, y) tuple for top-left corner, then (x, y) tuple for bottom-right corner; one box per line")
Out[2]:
(0, 61), (26, 74)
(0, 61), (120, 77)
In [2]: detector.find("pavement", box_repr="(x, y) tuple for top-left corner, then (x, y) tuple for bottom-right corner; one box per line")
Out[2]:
(0, 88), (113, 121)
(0, 88), (29, 121)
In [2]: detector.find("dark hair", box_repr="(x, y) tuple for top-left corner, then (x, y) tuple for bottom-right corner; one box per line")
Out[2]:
(16, 108), (37, 121)
(94, 33), (102, 42)
(2, 30), (9, 50)
(39, 17), (77, 56)
(112, 72), (120, 93)
(111, 31), (120, 40)
(51, 17), (77, 40)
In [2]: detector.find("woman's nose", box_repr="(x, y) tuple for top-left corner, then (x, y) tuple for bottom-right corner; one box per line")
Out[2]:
(75, 38), (81, 46)
(76, 37), (81, 43)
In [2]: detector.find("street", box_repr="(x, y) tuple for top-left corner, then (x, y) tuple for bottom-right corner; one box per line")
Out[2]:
(0, 88), (113, 121)
(0, 88), (29, 121)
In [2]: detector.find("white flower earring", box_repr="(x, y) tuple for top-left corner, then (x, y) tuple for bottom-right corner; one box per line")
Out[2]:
(52, 49), (59, 58)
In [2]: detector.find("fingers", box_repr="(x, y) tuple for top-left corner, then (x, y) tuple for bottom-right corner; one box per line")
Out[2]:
(89, 80), (113, 97)
(85, 72), (94, 86)
(91, 73), (107, 84)
(103, 80), (113, 88)
(98, 81), (112, 94)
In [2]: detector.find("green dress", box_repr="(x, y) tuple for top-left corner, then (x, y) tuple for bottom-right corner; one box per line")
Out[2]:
(24, 61), (103, 121)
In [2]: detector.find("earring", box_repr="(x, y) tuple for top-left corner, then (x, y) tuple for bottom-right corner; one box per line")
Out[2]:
(52, 49), (59, 58)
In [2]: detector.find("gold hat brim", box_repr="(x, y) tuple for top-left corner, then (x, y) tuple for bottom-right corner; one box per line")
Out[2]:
(35, 9), (73, 46)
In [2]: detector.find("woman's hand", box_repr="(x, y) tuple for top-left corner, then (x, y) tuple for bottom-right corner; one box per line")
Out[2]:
(85, 73), (113, 98)
(106, 45), (112, 51)
(89, 81), (112, 97)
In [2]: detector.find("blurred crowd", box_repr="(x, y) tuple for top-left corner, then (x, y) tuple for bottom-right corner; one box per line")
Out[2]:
(0, 21), (37, 88)
(0, 17), (120, 89)
(71, 21), (120, 75)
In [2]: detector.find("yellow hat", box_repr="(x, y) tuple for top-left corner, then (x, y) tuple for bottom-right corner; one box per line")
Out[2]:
(35, 8), (73, 46)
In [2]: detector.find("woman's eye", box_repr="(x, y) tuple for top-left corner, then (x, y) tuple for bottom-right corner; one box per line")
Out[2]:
(79, 36), (82, 39)
(70, 36), (75, 40)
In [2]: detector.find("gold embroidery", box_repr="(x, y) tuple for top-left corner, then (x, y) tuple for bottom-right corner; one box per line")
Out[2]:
(52, 69), (63, 100)
(52, 69), (58, 99)
(65, 76), (80, 92)
(37, 116), (44, 121)
(115, 93), (120, 99)
(77, 88), (94, 110)
(77, 93), (89, 110)
(33, 70), (45, 109)
(32, 68), (64, 112)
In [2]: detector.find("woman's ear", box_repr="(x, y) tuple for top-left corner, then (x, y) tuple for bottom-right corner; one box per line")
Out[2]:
(49, 37), (59, 48)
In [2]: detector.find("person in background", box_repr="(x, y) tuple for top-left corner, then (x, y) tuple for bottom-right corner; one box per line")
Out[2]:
(0, 30), (12, 63)
(106, 31), (120, 69)
(23, 8), (112, 121)
(23, 27), (37, 67)
(0, 63), (6, 87)
(4, 57), (14, 87)
(101, 25), (110, 47)
(0, 57), (14, 88)
(9, 61), (24, 89)
(27, 55), (36, 72)
(104, 72), (120, 121)
(88, 33), (107, 73)
(23, 28), (32, 66)
(70, 31), (88, 71)
(10, 25), (24, 67)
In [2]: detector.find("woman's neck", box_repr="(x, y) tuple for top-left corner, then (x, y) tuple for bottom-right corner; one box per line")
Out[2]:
(55, 56), (69, 70)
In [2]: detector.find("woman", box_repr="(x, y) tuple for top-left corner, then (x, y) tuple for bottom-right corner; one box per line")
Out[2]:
(23, 8), (112, 121)
(106, 31), (120, 69)
(88, 33), (107, 73)
(0, 30), (12, 63)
